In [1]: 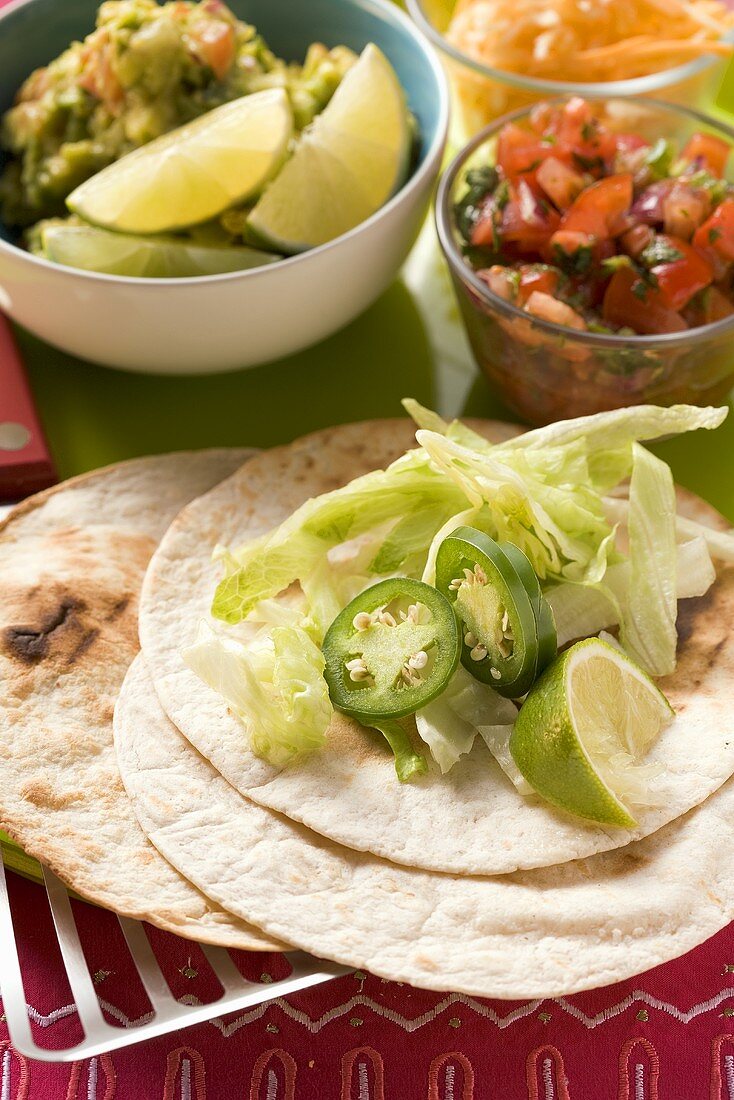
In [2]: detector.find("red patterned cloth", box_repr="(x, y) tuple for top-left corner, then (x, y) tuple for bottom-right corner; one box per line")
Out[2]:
(1, 871), (733, 1098)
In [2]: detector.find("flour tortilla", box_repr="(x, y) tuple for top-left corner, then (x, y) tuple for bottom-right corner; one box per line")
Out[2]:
(0, 452), (282, 951)
(116, 654), (734, 998)
(138, 419), (734, 875)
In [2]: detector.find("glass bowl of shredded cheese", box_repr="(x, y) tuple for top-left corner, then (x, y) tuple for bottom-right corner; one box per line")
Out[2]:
(407, 0), (734, 136)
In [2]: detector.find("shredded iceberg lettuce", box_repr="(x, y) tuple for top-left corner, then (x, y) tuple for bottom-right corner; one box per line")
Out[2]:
(416, 667), (517, 774)
(201, 399), (727, 777)
(415, 429), (620, 583)
(620, 443), (678, 676)
(547, 537), (715, 647)
(211, 449), (465, 628)
(183, 622), (332, 767)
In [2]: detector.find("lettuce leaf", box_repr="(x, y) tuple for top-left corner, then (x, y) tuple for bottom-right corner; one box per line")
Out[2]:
(183, 622), (332, 767)
(497, 403), (727, 455)
(620, 443), (678, 676)
(605, 495), (734, 564)
(547, 536), (715, 647)
(416, 667), (517, 773)
(415, 429), (617, 582)
(211, 449), (466, 626)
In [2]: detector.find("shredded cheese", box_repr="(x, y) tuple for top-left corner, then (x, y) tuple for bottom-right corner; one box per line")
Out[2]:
(447, 0), (734, 83)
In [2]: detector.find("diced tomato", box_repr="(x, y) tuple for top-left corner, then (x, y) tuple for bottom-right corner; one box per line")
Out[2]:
(516, 265), (560, 304)
(470, 195), (498, 248)
(524, 291), (587, 333)
(602, 266), (688, 334)
(615, 133), (650, 155)
(500, 181), (560, 252)
(620, 224), (654, 259)
(607, 210), (636, 238)
(613, 133), (652, 175)
(529, 102), (558, 135)
(496, 123), (556, 179)
(706, 286), (734, 322)
(649, 236), (713, 311)
(558, 174), (633, 240)
(549, 228), (594, 260)
(536, 157), (585, 210)
(554, 97), (616, 169)
(188, 19), (235, 79)
(684, 285), (734, 326)
(554, 97), (592, 145)
(662, 183), (710, 241)
(693, 199), (734, 262)
(681, 132), (730, 177)
(477, 265), (516, 301)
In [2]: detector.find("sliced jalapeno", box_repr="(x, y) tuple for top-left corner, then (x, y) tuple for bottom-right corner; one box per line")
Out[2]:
(322, 578), (460, 722)
(499, 541), (557, 677)
(435, 527), (539, 698)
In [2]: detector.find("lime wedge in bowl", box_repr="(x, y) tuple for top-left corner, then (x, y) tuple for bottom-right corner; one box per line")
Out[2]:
(67, 89), (293, 234)
(42, 224), (279, 278)
(247, 44), (412, 253)
(510, 637), (674, 828)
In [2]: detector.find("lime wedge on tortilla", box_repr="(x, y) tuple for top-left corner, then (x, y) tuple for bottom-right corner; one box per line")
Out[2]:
(42, 224), (279, 278)
(247, 44), (412, 253)
(67, 89), (293, 234)
(510, 638), (674, 828)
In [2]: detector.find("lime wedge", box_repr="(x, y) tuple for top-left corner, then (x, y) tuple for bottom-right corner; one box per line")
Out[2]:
(247, 44), (412, 253)
(67, 89), (293, 234)
(510, 638), (674, 828)
(42, 224), (279, 278)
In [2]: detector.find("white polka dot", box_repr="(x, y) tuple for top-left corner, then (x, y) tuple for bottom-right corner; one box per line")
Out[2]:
(0, 422), (31, 451)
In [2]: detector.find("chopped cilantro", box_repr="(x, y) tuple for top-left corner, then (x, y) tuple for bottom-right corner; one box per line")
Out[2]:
(494, 179), (510, 210)
(454, 164), (499, 242)
(643, 138), (674, 181)
(461, 244), (500, 268)
(640, 237), (685, 268)
(678, 167), (729, 204)
(552, 241), (593, 276)
(709, 227), (722, 243)
(632, 279), (649, 301)
(572, 152), (605, 173)
(465, 166), (498, 190)
(580, 119), (599, 143)
(600, 255), (634, 277)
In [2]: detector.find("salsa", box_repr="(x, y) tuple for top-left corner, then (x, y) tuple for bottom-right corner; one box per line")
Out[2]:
(0, 0), (355, 227)
(455, 97), (734, 338)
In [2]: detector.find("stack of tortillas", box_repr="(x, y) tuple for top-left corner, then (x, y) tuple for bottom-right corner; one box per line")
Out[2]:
(2, 421), (734, 998)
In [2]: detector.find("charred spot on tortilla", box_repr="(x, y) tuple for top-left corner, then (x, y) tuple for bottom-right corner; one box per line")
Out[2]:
(3, 597), (87, 663)
(675, 583), (717, 648)
(2, 589), (134, 666)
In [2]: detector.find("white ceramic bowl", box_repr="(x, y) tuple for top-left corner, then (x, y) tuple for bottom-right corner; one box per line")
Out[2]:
(0, 0), (449, 374)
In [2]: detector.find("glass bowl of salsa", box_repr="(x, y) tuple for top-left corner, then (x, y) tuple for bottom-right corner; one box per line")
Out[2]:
(437, 95), (734, 425)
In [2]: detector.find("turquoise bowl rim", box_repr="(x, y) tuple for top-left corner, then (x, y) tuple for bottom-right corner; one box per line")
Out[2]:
(0, 0), (449, 286)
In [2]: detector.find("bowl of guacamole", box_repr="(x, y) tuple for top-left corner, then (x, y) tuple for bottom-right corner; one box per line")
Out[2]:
(0, 0), (448, 372)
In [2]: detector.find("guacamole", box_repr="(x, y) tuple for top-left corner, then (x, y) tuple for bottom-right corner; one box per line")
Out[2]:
(0, 0), (355, 226)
